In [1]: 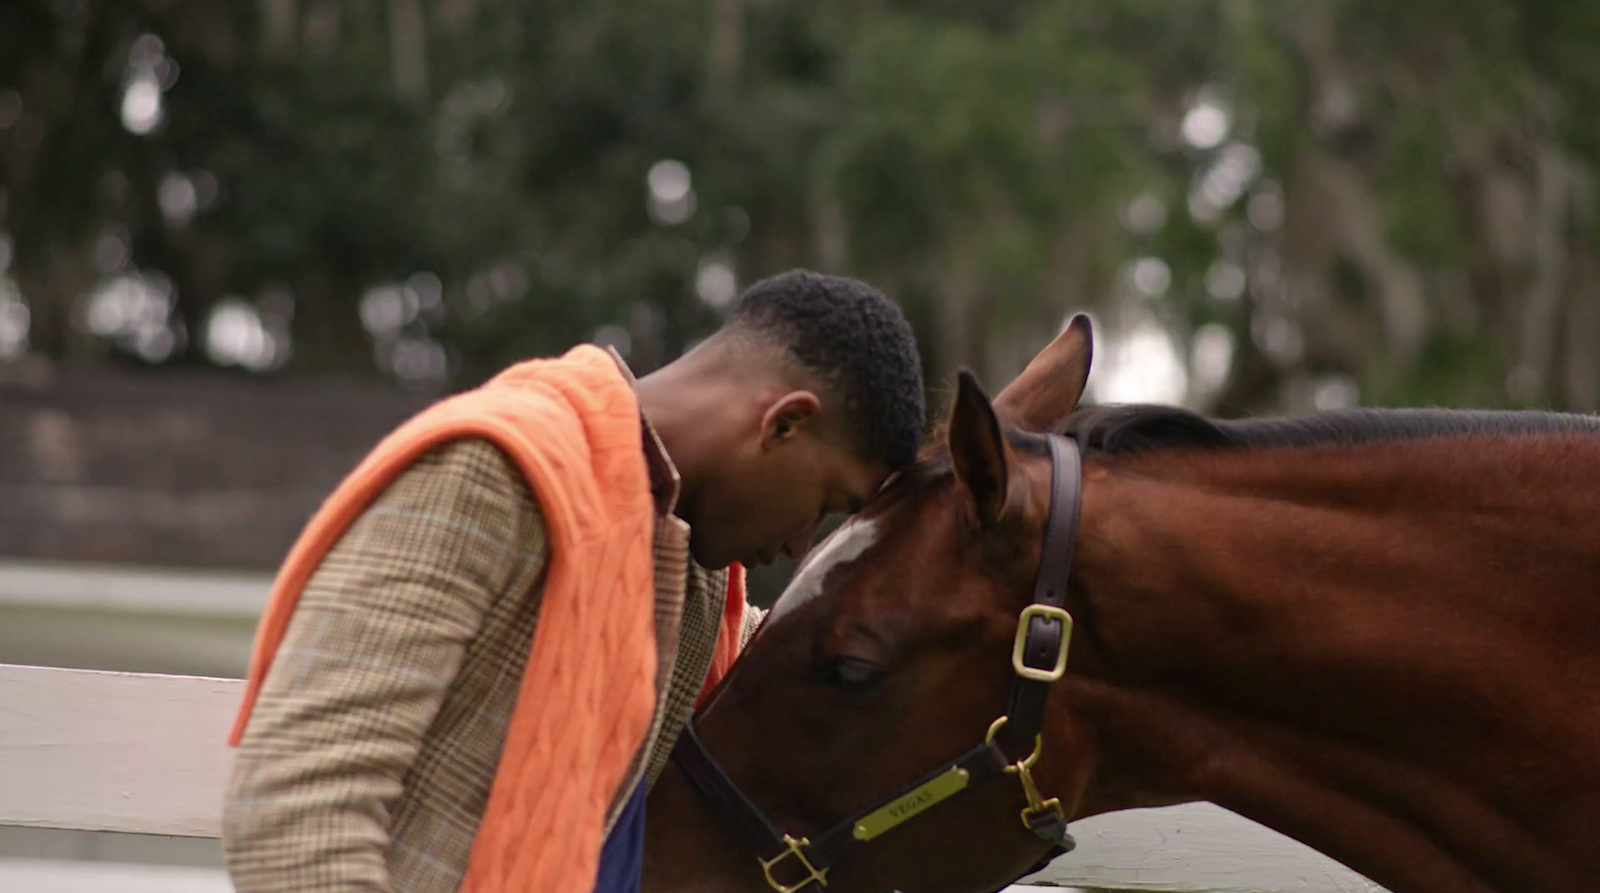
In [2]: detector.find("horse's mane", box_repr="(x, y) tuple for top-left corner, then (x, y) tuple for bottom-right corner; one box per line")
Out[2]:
(914, 404), (1600, 469)
(1058, 405), (1600, 457)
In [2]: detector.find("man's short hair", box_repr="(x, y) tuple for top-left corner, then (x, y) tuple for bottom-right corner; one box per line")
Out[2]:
(726, 269), (926, 470)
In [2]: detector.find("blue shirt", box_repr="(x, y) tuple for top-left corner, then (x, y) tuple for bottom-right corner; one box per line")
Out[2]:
(590, 779), (647, 893)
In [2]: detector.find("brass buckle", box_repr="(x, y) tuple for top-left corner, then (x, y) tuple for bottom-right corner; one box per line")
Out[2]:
(759, 834), (829, 893)
(986, 716), (1068, 835)
(1011, 604), (1073, 682)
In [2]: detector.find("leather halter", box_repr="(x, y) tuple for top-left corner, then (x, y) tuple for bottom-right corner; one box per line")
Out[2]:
(671, 434), (1085, 893)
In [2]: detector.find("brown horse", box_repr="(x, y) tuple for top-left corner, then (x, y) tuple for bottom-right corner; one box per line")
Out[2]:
(643, 318), (1600, 893)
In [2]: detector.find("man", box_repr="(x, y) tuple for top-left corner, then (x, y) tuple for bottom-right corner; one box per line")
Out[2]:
(221, 269), (926, 893)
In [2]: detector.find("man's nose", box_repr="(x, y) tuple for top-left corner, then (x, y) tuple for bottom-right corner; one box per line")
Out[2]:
(781, 520), (823, 561)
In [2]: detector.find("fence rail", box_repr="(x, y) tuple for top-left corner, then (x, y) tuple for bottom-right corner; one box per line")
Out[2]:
(0, 663), (1386, 892)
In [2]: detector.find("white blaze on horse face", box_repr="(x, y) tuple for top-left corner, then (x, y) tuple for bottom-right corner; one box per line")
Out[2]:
(765, 518), (882, 626)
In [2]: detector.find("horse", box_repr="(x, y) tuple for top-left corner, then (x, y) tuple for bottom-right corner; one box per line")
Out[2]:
(641, 316), (1600, 893)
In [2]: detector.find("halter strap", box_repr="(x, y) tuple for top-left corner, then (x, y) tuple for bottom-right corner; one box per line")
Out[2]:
(1003, 434), (1082, 749)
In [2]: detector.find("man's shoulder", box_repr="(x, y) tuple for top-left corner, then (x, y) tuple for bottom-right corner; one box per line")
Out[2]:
(392, 437), (544, 531)
(412, 436), (523, 481)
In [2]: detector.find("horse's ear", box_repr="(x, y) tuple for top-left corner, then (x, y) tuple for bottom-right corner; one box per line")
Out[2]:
(949, 369), (1019, 528)
(994, 313), (1093, 432)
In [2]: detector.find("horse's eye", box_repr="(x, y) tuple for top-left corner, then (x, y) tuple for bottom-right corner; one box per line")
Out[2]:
(817, 656), (886, 692)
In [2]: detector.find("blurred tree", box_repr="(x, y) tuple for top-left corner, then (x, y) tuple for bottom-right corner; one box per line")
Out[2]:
(2, 0), (1598, 418)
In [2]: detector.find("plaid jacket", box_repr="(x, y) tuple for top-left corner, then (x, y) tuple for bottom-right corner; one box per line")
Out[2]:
(222, 359), (764, 893)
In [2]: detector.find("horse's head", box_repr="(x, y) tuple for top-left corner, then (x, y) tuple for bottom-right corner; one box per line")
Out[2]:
(646, 317), (1102, 893)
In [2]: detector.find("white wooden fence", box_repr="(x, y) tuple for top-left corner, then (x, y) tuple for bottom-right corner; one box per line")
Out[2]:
(0, 662), (1388, 893)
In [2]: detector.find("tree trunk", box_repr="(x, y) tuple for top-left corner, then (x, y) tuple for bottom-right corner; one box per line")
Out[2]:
(389, 0), (429, 103)
(934, 245), (982, 387)
(14, 244), (97, 364)
(1513, 143), (1573, 398)
(1562, 254), (1600, 413)
(708, 0), (744, 96)
(261, 0), (297, 60)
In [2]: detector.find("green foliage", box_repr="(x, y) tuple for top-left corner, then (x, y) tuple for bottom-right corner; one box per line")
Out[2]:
(2, 0), (1597, 417)
(1377, 111), (1470, 266)
(1364, 326), (1515, 409)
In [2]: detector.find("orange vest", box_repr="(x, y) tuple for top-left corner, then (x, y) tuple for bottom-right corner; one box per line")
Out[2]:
(229, 345), (746, 893)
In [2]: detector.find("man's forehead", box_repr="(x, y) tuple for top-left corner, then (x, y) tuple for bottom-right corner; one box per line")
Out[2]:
(844, 459), (897, 500)
(844, 465), (900, 513)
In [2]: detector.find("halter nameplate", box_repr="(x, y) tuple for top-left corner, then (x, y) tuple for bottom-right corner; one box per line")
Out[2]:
(851, 765), (971, 841)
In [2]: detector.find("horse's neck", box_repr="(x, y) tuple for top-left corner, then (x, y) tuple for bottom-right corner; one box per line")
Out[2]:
(1060, 437), (1600, 893)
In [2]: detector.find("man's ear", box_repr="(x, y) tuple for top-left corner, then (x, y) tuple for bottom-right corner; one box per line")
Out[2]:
(760, 391), (823, 448)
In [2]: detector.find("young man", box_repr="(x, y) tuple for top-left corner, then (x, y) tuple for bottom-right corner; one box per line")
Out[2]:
(221, 270), (926, 893)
